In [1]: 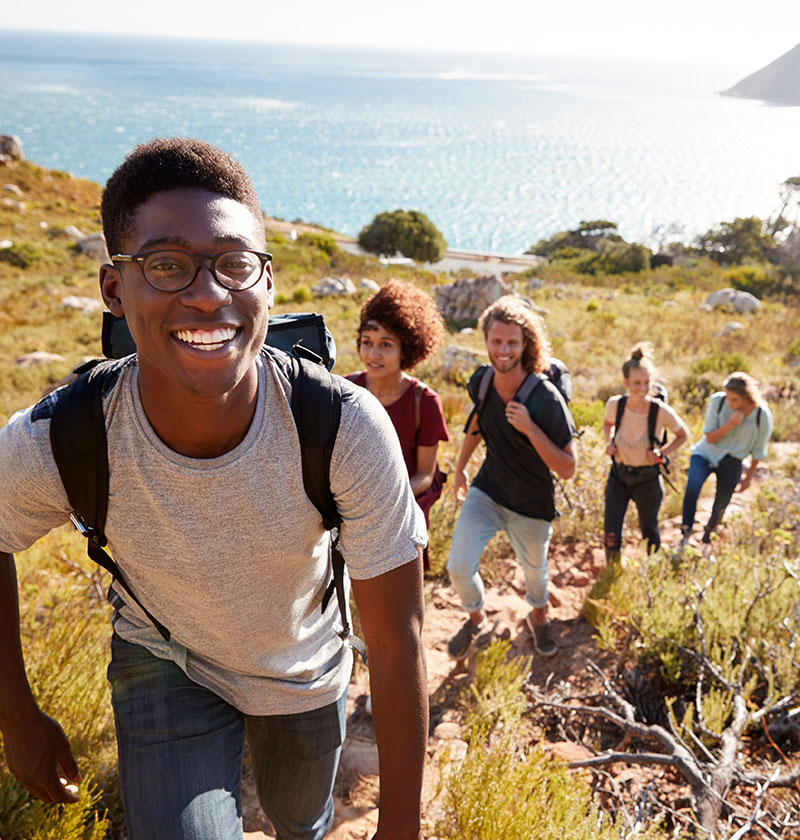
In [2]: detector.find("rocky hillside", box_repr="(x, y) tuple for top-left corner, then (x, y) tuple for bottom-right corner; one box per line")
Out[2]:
(722, 42), (800, 106)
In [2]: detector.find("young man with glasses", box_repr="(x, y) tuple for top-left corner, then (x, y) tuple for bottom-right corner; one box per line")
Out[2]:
(0, 138), (428, 840)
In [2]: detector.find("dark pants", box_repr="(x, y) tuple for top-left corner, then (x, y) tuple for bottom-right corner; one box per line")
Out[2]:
(604, 463), (664, 559)
(681, 453), (743, 543)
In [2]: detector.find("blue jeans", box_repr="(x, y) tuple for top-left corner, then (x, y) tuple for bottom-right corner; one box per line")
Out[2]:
(108, 634), (346, 840)
(447, 485), (552, 611)
(604, 463), (664, 558)
(681, 453), (743, 542)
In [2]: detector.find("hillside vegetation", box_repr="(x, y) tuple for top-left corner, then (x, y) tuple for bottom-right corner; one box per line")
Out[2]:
(1, 159), (798, 838)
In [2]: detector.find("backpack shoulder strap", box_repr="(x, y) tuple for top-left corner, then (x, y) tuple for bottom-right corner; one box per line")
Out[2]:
(647, 399), (663, 449)
(613, 395), (627, 443)
(463, 366), (493, 434)
(285, 353), (368, 663)
(413, 381), (424, 434)
(514, 372), (544, 405)
(50, 359), (171, 641)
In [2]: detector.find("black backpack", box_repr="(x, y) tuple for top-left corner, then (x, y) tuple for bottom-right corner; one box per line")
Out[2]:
(48, 312), (367, 661)
(612, 394), (667, 452)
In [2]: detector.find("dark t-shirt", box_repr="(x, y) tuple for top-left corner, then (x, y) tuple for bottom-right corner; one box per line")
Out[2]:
(469, 365), (575, 521)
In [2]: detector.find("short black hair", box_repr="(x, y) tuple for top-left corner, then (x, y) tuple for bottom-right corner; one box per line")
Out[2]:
(101, 137), (263, 254)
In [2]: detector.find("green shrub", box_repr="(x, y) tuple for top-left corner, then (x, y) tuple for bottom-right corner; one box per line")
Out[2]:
(0, 243), (44, 269)
(297, 232), (338, 257)
(723, 264), (779, 297)
(292, 285), (312, 303)
(358, 209), (447, 263)
(569, 398), (604, 434)
(690, 351), (749, 376)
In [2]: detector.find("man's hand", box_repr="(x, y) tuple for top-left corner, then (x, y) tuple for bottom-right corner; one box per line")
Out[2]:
(2, 707), (81, 804)
(505, 400), (533, 436)
(453, 468), (469, 502)
(605, 441), (618, 457)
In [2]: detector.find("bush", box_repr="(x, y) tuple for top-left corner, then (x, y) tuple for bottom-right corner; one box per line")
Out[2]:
(0, 243), (44, 269)
(690, 351), (750, 376)
(358, 209), (447, 263)
(292, 285), (312, 303)
(296, 232), (338, 258)
(723, 264), (781, 297)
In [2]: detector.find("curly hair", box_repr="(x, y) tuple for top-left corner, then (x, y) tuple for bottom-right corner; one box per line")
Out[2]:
(622, 341), (658, 381)
(723, 371), (762, 406)
(478, 295), (550, 374)
(101, 137), (263, 255)
(357, 280), (445, 370)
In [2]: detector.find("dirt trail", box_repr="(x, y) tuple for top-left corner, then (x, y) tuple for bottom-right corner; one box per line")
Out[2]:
(242, 444), (796, 839)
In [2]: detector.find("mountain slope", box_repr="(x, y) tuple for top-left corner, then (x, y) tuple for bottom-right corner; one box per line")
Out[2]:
(722, 42), (800, 106)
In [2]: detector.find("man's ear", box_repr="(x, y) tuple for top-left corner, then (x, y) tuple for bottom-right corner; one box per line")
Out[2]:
(265, 262), (275, 311)
(99, 263), (125, 316)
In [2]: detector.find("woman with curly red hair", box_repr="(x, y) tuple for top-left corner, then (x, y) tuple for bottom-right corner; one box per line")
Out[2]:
(347, 280), (449, 569)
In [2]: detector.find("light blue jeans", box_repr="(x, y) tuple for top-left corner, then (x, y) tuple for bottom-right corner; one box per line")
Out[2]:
(447, 485), (553, 612)
(108, 634), (346, 840)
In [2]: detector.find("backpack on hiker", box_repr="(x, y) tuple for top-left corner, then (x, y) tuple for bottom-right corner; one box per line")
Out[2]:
(48, 311), (367, 662)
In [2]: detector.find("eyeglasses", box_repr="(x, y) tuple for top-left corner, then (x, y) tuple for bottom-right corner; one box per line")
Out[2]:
(111, 249), (273, 292)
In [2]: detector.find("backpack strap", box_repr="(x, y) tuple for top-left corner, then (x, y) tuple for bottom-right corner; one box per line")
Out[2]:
(716, 395), (762, 428)
(612, 395), (627, 444)
(50, 360), (171, 641)
(413, 381), (424, 434)
(514, 372), (545, 405)
(647, 398), (667, 449)
(463, 366), (494, 434)
(287, 353), (368, 665)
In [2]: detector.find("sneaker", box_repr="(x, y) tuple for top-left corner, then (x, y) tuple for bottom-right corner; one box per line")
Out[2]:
(447, 618), (484, 660)
(526, 614), (557, 657)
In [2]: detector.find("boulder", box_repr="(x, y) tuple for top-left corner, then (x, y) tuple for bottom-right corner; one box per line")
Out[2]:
(443, 345), (484, 379)
(312, 276), (357, 297)
(3, 184), (23, 197)
(337, 737), (379, 779)
(434, 275), (513, 324)
(526, 277), (544, 291)
(16, 351), (65, 367)
(0, 135), (24, 160)
(0, 239), (12, 249)
(359, 278), (380, 292)
(63, 225), (86, 240)
(62, 295), (103, 314)
(703, 287), (760, 314)
(1, 197), (25, 212)
(78, 233), (110, 262)
(714, 321), (745, 338)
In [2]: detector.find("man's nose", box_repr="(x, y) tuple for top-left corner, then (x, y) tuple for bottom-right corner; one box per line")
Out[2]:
(183, 262), (231, 309)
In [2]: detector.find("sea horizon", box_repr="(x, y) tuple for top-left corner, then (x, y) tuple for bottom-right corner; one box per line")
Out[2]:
(2, 29), (799, 254)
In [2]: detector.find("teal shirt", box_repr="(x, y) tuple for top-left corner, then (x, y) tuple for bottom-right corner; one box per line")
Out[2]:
(691, 392), (773, 466)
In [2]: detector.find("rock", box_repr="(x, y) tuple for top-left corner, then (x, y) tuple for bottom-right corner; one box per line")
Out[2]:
(703, 287), (760, 314)
(312, 276), (357, 297)
(526, 277), (544, 291)
(789, 356), (800, 368)
(359, 278), (380, 292)
(78, 232), (110, 262)
(62, 295), (103, 314)
(0, 239), (12, 249)
(546, 741), (594, 762)
(16, 351), (65, 367)
(0, 135), (24, 160)
(338, 738), (380, 778)
(1, 197), (25, 212)
(714, 321), (745, 338)
(63, 225), (86, 240)
(3, 184), (23, 196)
(434, 275), (513, 324)
(39, 220), (48, 229)
(443, 345), (484, 379)
(432, 721), (463, 741)
(458, 327), (474, 335)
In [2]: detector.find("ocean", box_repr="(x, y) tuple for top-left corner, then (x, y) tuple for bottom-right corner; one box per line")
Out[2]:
(2, 30), (799, 254)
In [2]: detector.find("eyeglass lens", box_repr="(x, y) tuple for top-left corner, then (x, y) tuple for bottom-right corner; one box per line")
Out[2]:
(142, 250), (264, 291)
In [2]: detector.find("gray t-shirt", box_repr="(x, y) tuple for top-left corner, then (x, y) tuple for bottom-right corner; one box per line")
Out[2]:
(0, 354), (426, 715)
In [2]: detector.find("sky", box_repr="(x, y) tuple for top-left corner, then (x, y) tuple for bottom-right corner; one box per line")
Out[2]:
(3, 0), (800, 69)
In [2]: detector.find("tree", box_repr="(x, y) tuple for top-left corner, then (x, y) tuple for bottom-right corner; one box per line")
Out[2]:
(698, 216), (776, 265)
(358, 209), (447, 263)
(526, 219), (622, 257)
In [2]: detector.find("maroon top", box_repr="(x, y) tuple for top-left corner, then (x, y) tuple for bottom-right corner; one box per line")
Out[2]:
(346, 372), (449, 477)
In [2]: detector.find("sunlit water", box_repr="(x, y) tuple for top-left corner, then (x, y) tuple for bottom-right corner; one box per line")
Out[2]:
(2, 31), (799, 253)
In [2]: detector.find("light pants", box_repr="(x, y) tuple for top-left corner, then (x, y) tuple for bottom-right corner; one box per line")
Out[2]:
(108, 634), (346, 840)
(447, 485), (552, 612)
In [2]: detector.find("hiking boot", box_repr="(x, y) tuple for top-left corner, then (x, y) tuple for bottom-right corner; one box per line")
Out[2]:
(526, 614), (557, 657)
(447, 618), (484, 660)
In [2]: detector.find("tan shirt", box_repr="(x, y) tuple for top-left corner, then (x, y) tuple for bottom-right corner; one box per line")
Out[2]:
(605, 396), (682, 466)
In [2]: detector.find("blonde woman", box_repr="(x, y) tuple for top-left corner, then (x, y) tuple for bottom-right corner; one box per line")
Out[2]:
(603, 344), (688, 561)
(681, 372), (773, 544)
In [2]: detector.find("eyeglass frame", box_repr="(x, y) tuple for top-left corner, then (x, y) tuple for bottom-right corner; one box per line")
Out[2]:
(110, 248), (273, 292)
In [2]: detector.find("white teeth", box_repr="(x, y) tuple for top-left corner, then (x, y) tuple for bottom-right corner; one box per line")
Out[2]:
(175, 328), (236, 349)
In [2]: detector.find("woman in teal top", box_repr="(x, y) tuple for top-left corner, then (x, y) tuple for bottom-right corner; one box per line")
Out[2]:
(681, 372), (773, 544)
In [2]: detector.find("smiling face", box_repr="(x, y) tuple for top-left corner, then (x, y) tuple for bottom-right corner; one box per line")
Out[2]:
(358, 321), (403, 380)
(100, 188), (273, 402)
(625, 368), (651, 400)
(485, 320), (525, 374)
